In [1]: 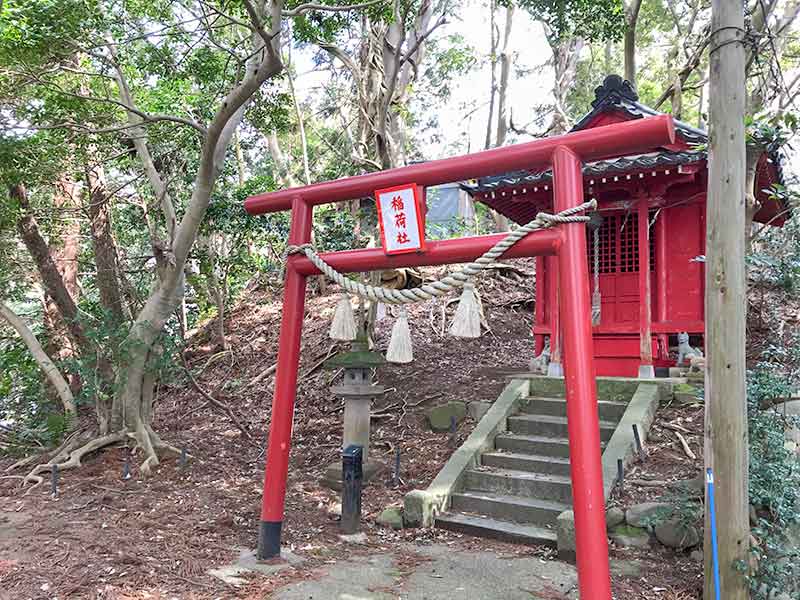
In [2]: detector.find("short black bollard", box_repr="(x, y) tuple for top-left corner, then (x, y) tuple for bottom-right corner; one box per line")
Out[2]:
(632, 424), (645, 460)
(341, 444), (363, 534)
(122, 448), (131, 480)
(617, 458), (624, 492)
(393, 446), (401, 487)
(50, 464), (59, 498)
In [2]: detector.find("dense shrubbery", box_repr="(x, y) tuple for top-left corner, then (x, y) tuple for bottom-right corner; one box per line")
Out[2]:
(746, 338), (800, 598)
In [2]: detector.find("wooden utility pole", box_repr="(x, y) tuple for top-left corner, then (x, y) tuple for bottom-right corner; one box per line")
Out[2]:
(705, 1), (750, 599)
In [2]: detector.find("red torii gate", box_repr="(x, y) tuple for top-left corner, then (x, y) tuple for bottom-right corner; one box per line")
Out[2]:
(244, 115), (676, 599)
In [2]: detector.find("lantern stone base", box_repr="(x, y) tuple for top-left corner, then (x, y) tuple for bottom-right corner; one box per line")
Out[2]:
(320, 460), (383, 491)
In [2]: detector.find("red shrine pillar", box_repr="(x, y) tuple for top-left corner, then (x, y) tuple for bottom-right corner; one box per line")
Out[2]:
(534, 256), (546, 355)
(637, 195), (654, 378)
(552, 146), (612, 599)
(654, 208), (669, 360)
(258, 197), (312, 558)
(547, 254), (563, 376)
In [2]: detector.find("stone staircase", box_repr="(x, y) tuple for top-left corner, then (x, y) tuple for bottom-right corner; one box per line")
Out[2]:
(434, 393), (628, 547)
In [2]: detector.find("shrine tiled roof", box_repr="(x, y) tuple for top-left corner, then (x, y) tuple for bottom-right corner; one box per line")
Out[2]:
(463, 75), (785, 223)
(570, 75), (708, 146)
(463, 150), (707, 192)
(464, 75), (711, 194)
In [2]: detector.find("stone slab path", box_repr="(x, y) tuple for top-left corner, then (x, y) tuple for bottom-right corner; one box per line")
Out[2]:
(271, 543), (580, 600)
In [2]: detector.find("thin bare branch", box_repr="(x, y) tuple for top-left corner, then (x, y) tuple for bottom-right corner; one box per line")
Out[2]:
(282, 0), (386, 18)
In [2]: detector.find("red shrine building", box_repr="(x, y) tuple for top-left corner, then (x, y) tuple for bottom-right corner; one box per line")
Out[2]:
(465, 75), (787, 377)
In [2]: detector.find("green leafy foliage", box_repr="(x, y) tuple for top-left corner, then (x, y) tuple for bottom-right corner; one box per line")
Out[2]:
(508, 0), (625, 41)
(746, 340), (800, 598)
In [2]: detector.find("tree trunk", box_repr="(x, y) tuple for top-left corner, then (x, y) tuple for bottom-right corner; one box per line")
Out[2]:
(234, 131), (246, 186)
(485, 0), (498, 150)
(44, 174), (82, 396)
(1, 300), (77, 419)
(495, 5), (513, 147)
(704, 2), (750, 598)
(103, 13), (284, 472)
(86, 162), (129, 325)
(548, 35), (584, 135)
(623, 0), (643, 87)
(13, 184), (90, 352)
(489, 3), (514, 233)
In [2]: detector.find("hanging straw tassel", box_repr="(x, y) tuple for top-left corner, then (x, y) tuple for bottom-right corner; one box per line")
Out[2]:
(386, 305), (413, 363)
(449, 281), (482, 339)
(329, 294), (357, 341)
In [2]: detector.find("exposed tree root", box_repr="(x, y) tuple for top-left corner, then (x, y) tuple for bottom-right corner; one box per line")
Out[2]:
(13, 419), (190, 491)
(5, 429), (89, 473)
(22, 432), (126, 492)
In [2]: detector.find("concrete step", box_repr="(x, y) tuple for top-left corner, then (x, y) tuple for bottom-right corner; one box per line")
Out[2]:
(481, 451), (571, 476)
(450, 490), (569, 525)
(464, 467), (572, 503)
(507, 414), (617, 442)
(434, 512), (557, 547)
(494, 432), (605, 458)
(519, 396), (629, 421)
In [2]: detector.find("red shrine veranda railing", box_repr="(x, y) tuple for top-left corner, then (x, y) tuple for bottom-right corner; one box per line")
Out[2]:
(243, 115), (676, 600)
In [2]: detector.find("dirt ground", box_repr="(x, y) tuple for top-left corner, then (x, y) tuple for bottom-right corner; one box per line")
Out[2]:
(0, 262), (712, 599)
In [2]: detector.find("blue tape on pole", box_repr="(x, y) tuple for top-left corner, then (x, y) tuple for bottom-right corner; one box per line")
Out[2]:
(707, 468), (722, 600)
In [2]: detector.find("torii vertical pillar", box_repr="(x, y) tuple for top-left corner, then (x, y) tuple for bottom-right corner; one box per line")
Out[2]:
(552, 147), (612, 598)
(258, 197), (312, 558)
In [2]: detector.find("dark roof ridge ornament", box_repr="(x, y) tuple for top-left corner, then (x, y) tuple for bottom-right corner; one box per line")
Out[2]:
(591, 74), (638, 108)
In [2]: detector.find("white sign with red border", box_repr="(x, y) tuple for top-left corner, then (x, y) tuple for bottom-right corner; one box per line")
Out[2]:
(374, 184), (426, 255)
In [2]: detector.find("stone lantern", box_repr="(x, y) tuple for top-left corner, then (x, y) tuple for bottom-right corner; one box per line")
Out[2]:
(320, 332), (386, 489)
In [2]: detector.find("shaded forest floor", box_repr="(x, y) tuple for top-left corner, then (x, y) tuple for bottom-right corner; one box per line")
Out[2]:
(1, 262), (795, 599)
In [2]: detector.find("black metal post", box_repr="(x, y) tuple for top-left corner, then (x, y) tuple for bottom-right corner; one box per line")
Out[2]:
(122, 450), (131, 480)
(617, 458), (624, 492)
(393, 446), (401, 487)
(632, 424), (645, 460)
(341, 444), (363, 534)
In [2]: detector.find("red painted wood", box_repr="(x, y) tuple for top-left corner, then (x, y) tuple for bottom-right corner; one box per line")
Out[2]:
(552, 146), (612, 600)
(666, 202), (705, 322)
(548, 255), (561, 366)
(260, 198), (312, 530)
(290, 229), (563, 275)
(534, 256), (546, 354)
(655, 211), (669, 359)
(638, 197), (653, 366)
(245, 116), (676, 214)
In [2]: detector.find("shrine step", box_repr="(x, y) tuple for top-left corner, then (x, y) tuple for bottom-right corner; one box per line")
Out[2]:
(520, 396), (628, 421)
(464, 467), (572, 503)
(494, 432), (606, 458)
(450, 490), (569, 525)
(507, 413), (617, 441)
(481, 451), (571, 476)
(434, 512), (557, 548)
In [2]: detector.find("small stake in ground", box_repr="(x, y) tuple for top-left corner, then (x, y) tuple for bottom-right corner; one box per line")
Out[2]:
(449, 415), (457, 447)
(617, 458), (624, 493)
(50, 464), (58, 498)
(179, 447), (188, 469)
(122, 448), (131, 480)
(341, 444), (363, 534)
(393, 446), (401, 487)
(632, 424), (645, 460)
